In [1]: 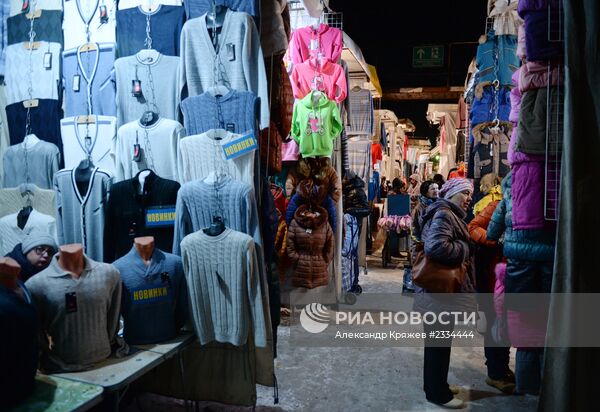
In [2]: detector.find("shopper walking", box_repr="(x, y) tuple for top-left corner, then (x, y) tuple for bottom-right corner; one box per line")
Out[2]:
(415, 177), (476, 409)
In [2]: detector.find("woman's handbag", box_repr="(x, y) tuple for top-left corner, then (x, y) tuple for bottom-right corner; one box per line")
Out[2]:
(411, 243), (468, 293)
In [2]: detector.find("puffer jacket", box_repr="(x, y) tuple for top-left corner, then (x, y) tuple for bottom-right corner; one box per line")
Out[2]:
(470, 85), (511, 127)
(286, 179), (336, 231)
(411, 195), (435, 243)
(473, 185), (503, 216)
(313, 162), (342, 203)
(286, 204), (334, 289)
(342, 172), (370, 218)
(486, 173), (555, 262)
(519, 61), (563, 93)
(471, 122), (512, 179)
(509, 68), (522, 125)
(517, 86), (562, 155)
(285, 160), (311, 198)
(518, 0), (563, 61)
(469, 200), (500, 248)
(476, 30), (520, 86)
(516, 24), (526, 60)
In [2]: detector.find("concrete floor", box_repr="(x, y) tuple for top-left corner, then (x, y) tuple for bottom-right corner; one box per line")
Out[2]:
(125, 256), (539, 412)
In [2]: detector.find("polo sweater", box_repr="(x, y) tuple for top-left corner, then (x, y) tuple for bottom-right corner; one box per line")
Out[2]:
(172, 175), (260, 255)
(184, 0), (258, 19)
(4, 41), (62, 104)
(177, 131), (255, 186)
(0, 185), (56, 219)
(114, 118), (184, 182)
(0, 282), (38, 408)
(25, 255), (123, 372)
(179, 9), (269, 128)
(0, 209), (56, 257)
(287, 23), (343, 65)
(116, 5), (184, 58)
(290, 57), (347, 103)
(114, 52), (180, 127)
(62, 43), (116, 117)
(9, 0), (62, 16)
(7, 10), (63, 45)
(63, 0), (117, 50)
(54, 167), (111, 261)
(3, 135), (60, 189)
(181, 228), (266, 347)
(113, 247), (188, 344)
(181, 89), (258, 137)
(104, 170), (180, 262)
(5, 98), (62, 153)
(291, 90), (343, 158)
(60, 116), (117, 176)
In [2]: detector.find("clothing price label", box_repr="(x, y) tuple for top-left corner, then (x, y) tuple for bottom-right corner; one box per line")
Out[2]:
(310, 39), (319, 51)
(226, 43), (236, 61)
(222, 132), (257, 160)
(21, 0), (30, 13)
(132, 143), (142, 162)
(132, 80), (142, 97)
(226, 123), (235, 133)
(65, 292), (77, 313)
(145, 206), (176, 228)
(43, 52), (52, 70)
(99, 5), (109, 24)
(73, 75), (81, 92)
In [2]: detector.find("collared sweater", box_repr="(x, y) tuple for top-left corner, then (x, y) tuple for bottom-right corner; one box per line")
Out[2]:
(3, 136), (60, 189)
(179, 9), (269, 128)
(181, 228), (266, 347)
(113, 247), (188, 345)
(25, 255), (124, 372)
(54, 167), (111, 262)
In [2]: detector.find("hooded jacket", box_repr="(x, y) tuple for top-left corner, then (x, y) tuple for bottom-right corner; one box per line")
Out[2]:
(476, 30), (520, 86)
(286, 204), (334, 289)
(342, 172), (370, 218)
(471, 122), (512, 179)
(518, 0), (563, 61)
(469, 200), (500, 248)
(519, 61), (563, 93)
(473, 185), (503, 216)
(486, 173), (555, 262)
(286, 179), (336, 231)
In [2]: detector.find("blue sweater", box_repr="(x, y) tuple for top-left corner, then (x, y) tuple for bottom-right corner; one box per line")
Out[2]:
(113, 247), (188, 345)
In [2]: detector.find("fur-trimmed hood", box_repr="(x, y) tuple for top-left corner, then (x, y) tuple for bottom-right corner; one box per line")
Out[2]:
(293, 204), (329, 230)
(296, 179), (328, 205)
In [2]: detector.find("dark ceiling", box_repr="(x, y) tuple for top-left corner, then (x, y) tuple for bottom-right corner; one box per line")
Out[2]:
(328, 0), (488, 134)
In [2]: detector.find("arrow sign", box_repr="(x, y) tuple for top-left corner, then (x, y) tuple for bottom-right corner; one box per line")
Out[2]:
(412, 45), (444, 68)
(417, 48), (425, 59)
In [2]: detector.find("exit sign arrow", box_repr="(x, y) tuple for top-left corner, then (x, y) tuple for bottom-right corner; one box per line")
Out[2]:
(417, 48), (425, 59)
(412, 45), (445, 68)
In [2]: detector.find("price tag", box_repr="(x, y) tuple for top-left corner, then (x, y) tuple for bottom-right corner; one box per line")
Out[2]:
(43, 52), (52, 70)
(132, 143), (142, 162)
(132, 80), (142, 97)
(226, 43), (236, 61)
(73, 75), (81, 92)
(99, 5), (108, 24)
(310, 38), (319, 51)
(21, 0), (30, 13)
(221, 132), (257, 160)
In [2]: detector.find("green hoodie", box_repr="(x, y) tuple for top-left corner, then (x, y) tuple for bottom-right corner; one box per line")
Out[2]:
(291, 91), (343, 157)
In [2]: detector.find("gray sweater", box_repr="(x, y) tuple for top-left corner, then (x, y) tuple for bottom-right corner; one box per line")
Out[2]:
(181, 228), (266, 347)
(25, 255), (124, 372)
(179, 9), (269, 128)
(2, 137), (60, 190)
(54, 168), (112, 262)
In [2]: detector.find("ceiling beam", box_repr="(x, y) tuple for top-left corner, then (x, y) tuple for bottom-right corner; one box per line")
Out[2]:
(383, 87), (464, 101)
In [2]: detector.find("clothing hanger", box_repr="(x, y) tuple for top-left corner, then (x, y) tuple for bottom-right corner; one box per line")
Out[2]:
(79, 42), (98, 53)
(207, 84), (230, 98)
(203, 216), (225, 236)
(207, 128), (229, 141)
(77, 115), (96, 124)
(18, 184), (36, 230)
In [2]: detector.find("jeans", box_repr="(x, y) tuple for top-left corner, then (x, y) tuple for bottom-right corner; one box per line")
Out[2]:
(516, 348), (544, 395)
(423, 320), (455, 404)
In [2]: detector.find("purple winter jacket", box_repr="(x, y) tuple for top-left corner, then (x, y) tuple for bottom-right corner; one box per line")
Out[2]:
(518, 0), (563, 61)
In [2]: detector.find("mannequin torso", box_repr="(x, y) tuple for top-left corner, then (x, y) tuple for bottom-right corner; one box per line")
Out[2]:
(57, 244), (85, 279)
(75, 159), (95, 198)
(134, 236), (155, 266)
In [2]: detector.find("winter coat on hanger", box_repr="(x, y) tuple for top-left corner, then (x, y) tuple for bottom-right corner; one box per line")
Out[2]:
(342, 172), (370, 218)
(285, 179), (336, 231)
(286, 204), (334, 289)
(470, 85), (512, 127)
(476, 30), (520, 87)
(518, 0), (563, 61)
(312, 159), (342, 203)
(486, 173), (555, 262)
(517, 86), (562, 155)
(471, 122), (512, 179)
(487, 0), (523, 36)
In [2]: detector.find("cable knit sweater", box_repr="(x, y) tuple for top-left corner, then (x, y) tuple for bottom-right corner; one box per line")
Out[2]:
(179, 9), (269, 128)
(181, 228), (266, 347)
(0, 186), (56, 219)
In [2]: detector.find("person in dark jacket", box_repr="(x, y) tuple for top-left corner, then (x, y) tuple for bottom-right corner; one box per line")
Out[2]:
(416, 177), (476, 409)
(4, 230), (58, 282)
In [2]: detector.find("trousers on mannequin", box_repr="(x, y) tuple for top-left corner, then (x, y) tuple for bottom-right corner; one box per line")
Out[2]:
(57, 244), (85, 279)
(134, 236), (155, 266)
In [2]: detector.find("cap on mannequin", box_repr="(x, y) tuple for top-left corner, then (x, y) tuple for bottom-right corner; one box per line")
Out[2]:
(57, 244), (85, 279)
(0, 257), (21, 290)
(134, 236), (155, 265)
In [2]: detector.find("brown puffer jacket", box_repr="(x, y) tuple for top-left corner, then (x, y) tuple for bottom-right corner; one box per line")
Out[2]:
(286, 204), (334, 289)
(285, 158), (341, 202)
(313, 162), (342, 203)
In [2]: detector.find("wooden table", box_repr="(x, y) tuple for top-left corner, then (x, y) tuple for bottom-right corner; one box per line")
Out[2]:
(9, 374), (103, 412)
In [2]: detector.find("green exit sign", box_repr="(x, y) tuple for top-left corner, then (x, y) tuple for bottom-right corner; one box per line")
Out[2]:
(412, 45), (445, 68)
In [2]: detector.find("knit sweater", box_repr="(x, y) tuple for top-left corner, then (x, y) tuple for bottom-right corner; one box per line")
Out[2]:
(104, 171), (180, 262)
(54, 168), (112, 262)
(184, 0), (259, 19)
(63, 0), (117, 50)
(113, 247), (188, 345)
(181, 228), (266, 347)
(114, 118), (184, 183)
(0, 185), (56, 219)
(7, 10), (63, 45)
(3, 136), (60, 190)
(181, 90), (259, 137)
(177, 131), (255, 186)
(5, 99), (62, 155)
(0, 209), (57, 256)
(118, 0), (182, 10)
(116, 5), (185, 58)
(173, 175), (260, 255)
(114, 52), (180, 127)
(25, 255), (123, 372)
(4, 41), (62, 104)
(179, 9), (269, 128)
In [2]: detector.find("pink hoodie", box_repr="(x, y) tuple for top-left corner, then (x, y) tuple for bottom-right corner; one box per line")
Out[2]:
(287, 23), (343, 65)
(290, 58), (347, 103)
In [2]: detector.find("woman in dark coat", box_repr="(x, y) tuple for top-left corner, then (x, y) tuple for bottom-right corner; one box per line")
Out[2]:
(416, 177), (476, 409)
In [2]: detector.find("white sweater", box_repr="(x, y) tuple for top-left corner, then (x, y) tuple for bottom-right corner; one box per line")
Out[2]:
(179, 9), (269, 128)
(0, 209), (57, 255)
(181, 228), (266, 347)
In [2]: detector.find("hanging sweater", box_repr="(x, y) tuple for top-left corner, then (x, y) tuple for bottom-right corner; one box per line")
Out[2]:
(9, 0), (62, 16)
(114, 52), (180, 127)
(104, 171), (180, 262)
(62, 0), (117, 50)
(181, 228), (266, 347)
(3, 136), (60, 189)
(0, 209), (57, 256)
(118, 0), (182, 10)
(290, 57), (347, 103)
(181, 90), (258, 137)
(5, 98), (62, 154)
(113, 247), (188, 345)
(291, 90), (343, 158)
(62, 43), (116, 117)
(7, 10), (63, 45)
(114, 118), (184, 183)
(60, 116), (117, 176)
(4, 41), (62, 105)
(177, 131), (255, 186)
(179, 9), (269, 128)
(287, 23), (343, 65)
(0, 185), (56, 218)
(172, 175), (260, 255)
(184, 0), (259, 19)
(54, 167), (111, 262)
(25, 255), (123, 372)
(346, 88), (375, 136)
